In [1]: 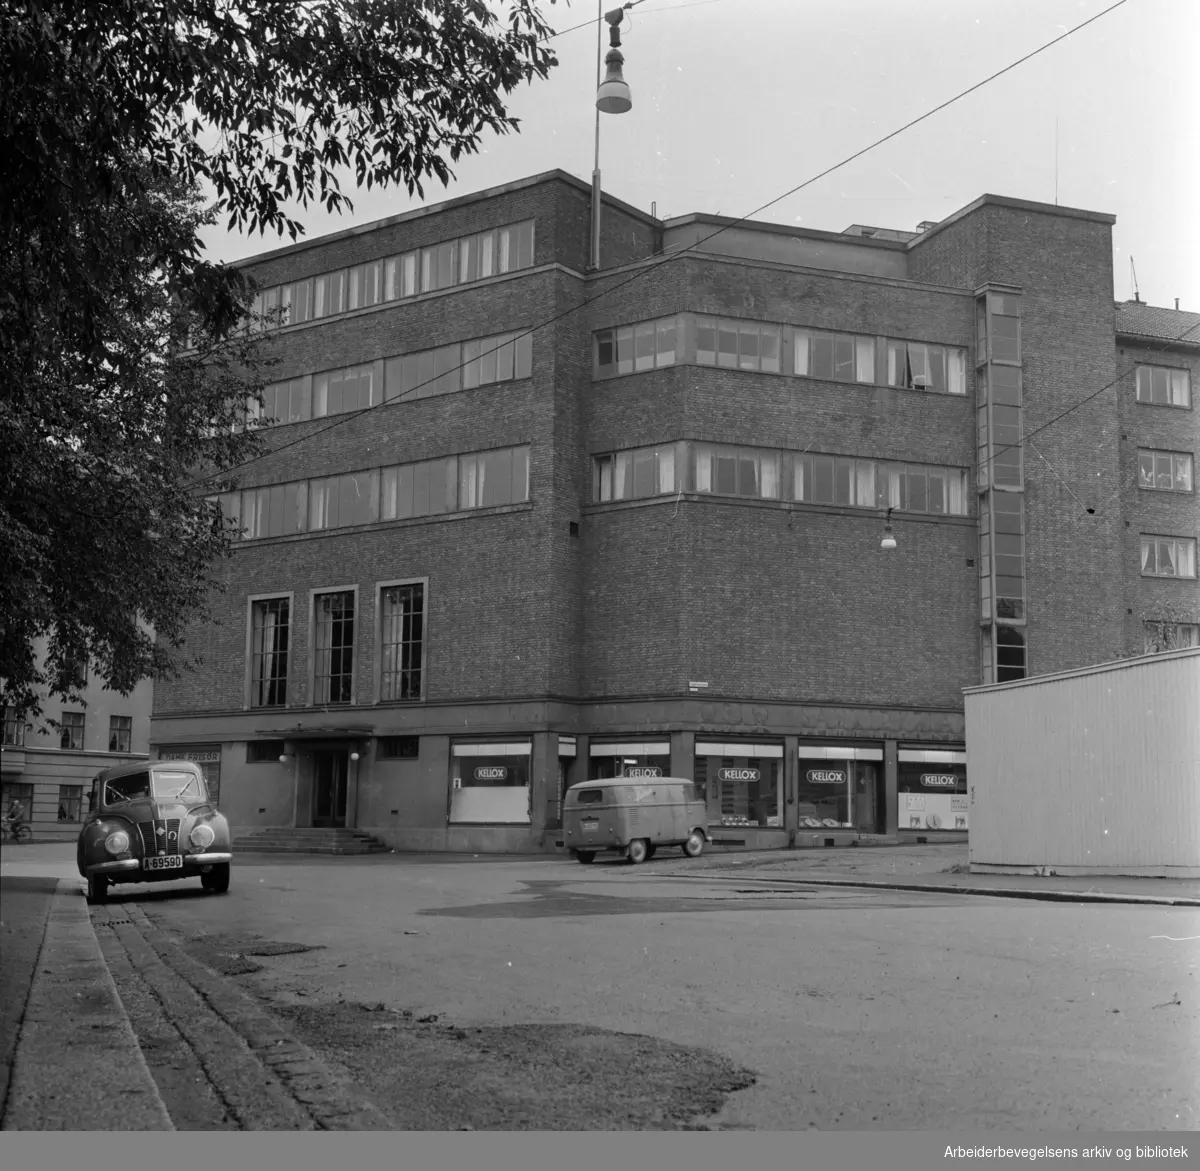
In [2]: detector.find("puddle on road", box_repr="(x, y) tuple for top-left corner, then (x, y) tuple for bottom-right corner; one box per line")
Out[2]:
(416, 878), (964, 919)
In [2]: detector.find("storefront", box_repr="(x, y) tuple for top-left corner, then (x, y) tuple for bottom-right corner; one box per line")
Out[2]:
(587, 740), (671, 780)
(449, 741), (531, 824)
(795, 744), (884, 833)
(693, 741), (784, 828)
(898, 746), (968, 831)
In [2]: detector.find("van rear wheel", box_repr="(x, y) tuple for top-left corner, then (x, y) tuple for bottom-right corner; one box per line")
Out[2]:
(627, 839), (649, 865)
(683, 830), (705, 858)
(573, 850), (595, 865)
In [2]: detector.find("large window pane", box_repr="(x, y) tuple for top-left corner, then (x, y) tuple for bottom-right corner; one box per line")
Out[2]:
(656, 318), (677, 366)
(717, 322), (738, 369)
(696, 319), (717, 365)
(635, 322), (656, 371)
(380, 584), (424, 701)
(760, 326), (780, 373)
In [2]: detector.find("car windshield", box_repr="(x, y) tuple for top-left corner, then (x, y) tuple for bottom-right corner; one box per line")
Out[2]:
(104, 772), (151, 804)
(152, 770), (205, 803)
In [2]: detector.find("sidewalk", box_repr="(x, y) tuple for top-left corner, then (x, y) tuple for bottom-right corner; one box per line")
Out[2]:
(652, 841), (1200, 906)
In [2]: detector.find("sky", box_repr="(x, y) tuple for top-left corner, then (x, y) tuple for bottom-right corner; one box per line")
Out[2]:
(200, 0), (1200, 312)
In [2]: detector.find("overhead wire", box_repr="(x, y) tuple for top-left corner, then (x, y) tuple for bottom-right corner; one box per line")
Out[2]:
(194, 0), (1137, 492)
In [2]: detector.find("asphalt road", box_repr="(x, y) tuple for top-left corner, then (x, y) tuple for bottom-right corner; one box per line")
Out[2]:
(110, 853), (1199, 1131)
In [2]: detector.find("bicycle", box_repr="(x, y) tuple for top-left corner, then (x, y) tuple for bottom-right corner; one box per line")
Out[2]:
(1, 818), (32, 844)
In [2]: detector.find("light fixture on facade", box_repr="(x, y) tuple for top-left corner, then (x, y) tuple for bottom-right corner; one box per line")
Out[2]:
(880, 508), (897, 550)
(278, 754), (292, 763)
(350, 751), (360, 762)
(589, 3), (634, 272)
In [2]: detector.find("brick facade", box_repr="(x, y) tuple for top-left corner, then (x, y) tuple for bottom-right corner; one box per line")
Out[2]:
(151, 172), (1199, 853)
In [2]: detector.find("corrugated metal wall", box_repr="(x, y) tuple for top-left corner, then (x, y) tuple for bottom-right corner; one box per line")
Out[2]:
(964, 648), (1200, 876)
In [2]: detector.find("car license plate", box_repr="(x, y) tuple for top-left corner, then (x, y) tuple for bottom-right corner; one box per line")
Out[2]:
(582, 820), (598, 834)
(144, 855), (183, 871)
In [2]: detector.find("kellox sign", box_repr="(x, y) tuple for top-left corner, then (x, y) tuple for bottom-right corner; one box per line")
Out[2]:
(473, 766), (508, 781)
(806, 770), (846, 785)
(717, 768), (760, 783)
(920, 774), (959, 788)
(625, 766), (662, 778)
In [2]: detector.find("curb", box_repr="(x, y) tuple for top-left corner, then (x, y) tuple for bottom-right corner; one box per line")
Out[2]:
(3, 879), (173, 1131)
(651, 871), (1200, 907)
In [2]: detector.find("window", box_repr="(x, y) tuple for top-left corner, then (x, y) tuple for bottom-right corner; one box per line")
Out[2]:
(797, 456), (968, 515)
(595, 315), (679, 378)
(459, 446), (531, 509)
(379, 736), (420, 759)
(694, 444), (780, 499)
(279, 278), (313, 325)
(313, 270), (346, 319)
(250, 598), (290, 707)
(314, 363), (378, 417)
(1138, 450), (1194, 492)
(886, 340), (967, 394)
(348, 261), (383, 311)
(381, 457), (457, 520)
(384, 251), (419, 300)
(310, 471), (379, 531)
(594, 443), (681, 502)
(986, 295), (1021, 364)
(242, 483), (307, 539)
(794, 454), (876, 507)
(314, 592), (355, 704)
(449, 742), (532, 825)
(2, 706), (25, 746)
(58, 785), (82, 822)
(1136, 365), (1190, 408)
(108, 715), (132, 753)
(247, 740), (286, 762)
(996, 626), (1026, 682)
(380, 584), (424, 701)
(1143, 621), (1200, 654)
(462, 332), (533, 389)
(795, 329), (873, 384)
(261, 377), (311, 425)
(384, 343), (461, 402)
(697, 317), (781, 372)
(3, 782), (34, 817)
(1140, 536), (1197, 579)
(60, 711), (84, 750)
(420, 239), (459, 292)
(250, 286), (281, 332)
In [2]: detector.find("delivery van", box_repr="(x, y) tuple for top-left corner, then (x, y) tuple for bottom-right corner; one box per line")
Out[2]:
(562, 777), (709, 864)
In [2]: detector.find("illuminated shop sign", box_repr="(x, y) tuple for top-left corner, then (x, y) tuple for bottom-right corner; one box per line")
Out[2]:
(806, 770), (846, 784)
(625, 766), (662, 777)
(920, 774), (959, 788)
(717, 768), (760, 783)
(474, 766), (508, 781)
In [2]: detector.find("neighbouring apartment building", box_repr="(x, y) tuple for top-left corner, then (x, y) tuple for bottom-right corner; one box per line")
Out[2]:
(2, 640), (152, 841)
(149, 170), (1199, 852)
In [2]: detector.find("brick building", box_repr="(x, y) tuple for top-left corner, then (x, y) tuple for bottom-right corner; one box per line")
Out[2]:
(149, 171), (1199, 852)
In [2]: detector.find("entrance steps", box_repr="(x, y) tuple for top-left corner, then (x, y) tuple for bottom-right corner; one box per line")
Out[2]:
(234, 827), (391, 856)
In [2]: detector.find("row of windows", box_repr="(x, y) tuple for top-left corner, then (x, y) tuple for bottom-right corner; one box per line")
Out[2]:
(592, 441), (971, 516)
(1, 710), (132, 752)
(254, 331), (533, 427)
(0, 781), (86, 823)
(247, 221), (536, 331)
(216, 445), (531, 539)
(1138, 449), (1194, 492)
(249, 584), (425, 708)
(593, 314), (969, 395)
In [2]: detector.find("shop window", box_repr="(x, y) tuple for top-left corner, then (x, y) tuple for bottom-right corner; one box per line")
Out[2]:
(249, 597), (290, 707)
(797, 756), (851, 827)
(1140, 536), (1197, 579)
(380, 584), (424, 701)
(108, 715), (132, 753)
(247, 740), (286, 763)
(379, 736), (420, 759)
(450, 743), (532, 824)
(60, 711), (85, 750)
(58, 785), (83, 822)
(1138, 450), (1193, 493)
(3, 705), (26, 746)
(588, 742), (671, 780)
(795, 328), (874, 384)
(1143, 621), (1200, 653)
(1136, 365), (1190, 408)
(695, 743), (783, 828)
(313, 591), (355, 705)
(898, 749), (968, 831)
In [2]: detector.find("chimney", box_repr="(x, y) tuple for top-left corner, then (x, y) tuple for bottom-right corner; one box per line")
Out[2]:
(1176, 298), (1180, 311)
(916, 220), (938, 233)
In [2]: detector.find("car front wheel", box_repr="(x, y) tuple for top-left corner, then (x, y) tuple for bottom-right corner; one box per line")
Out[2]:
(201, 863), (230, 894)
(86, 874), (108, 905)
(683, 830), (705, 858)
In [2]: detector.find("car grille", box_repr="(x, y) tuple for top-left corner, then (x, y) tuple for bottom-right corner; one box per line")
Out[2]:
(138, 818), (182, 857)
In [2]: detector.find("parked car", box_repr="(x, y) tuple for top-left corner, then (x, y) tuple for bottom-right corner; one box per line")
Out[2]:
(562, 777), (708, 864)
(77, 760), (232, 905)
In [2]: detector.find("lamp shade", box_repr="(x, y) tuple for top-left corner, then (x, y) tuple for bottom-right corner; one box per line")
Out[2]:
(596, 48), (632, 114)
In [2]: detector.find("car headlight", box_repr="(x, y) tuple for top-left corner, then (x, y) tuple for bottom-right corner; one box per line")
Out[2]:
(189, 823), (215, 848)
(104, 830), (130, 855)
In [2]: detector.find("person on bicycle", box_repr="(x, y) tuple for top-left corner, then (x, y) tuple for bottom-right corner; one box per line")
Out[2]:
(6, 796), (27, 833)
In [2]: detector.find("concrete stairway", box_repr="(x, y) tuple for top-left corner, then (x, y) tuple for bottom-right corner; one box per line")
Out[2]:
(234, 827), (391, 856)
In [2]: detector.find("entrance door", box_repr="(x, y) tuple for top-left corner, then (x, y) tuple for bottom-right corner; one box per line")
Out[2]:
(313, 751), (348, 827)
